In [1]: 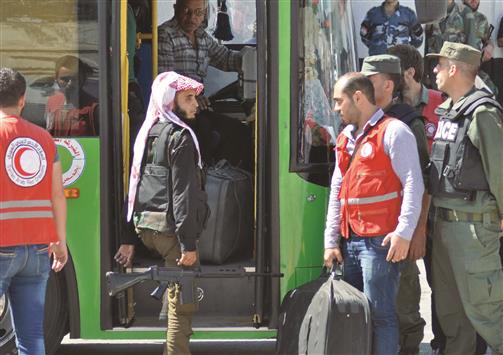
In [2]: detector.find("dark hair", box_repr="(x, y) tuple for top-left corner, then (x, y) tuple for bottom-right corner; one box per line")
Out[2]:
(341, 73), (376, 105)
(382, 72), (403, 97)
(388, 44), (424, 83)
(0, 68), (26, 108)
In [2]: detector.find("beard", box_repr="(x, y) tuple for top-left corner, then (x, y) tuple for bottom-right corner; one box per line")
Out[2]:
(173, 107), (196, 127)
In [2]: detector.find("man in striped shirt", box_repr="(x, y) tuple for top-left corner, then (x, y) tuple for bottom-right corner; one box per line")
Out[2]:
(158, 0), (242, 110)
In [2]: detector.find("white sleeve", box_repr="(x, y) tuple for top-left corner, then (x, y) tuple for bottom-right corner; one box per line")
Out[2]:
(384, 120), (424, 240)
(324, 160), (343, 248)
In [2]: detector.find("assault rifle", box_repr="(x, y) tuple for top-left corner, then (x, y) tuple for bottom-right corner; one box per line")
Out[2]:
(106, 265), (283, 304)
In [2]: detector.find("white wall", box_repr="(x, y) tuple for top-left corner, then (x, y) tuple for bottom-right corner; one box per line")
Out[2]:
(478, 0), (503, 57)
(351, 0), (503, 58)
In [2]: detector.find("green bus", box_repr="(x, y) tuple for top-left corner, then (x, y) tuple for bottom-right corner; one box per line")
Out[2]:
(0, 0), (359, 353)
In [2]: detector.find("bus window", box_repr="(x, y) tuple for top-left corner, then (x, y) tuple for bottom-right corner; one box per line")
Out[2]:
(290, 0), (358, 185)
(0, 0), (100, 137)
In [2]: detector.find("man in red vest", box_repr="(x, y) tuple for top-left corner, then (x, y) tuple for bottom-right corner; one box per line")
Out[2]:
(324, 73), (424, 355)
(388, 44), (445, 151)
(0, 68), (67, 355)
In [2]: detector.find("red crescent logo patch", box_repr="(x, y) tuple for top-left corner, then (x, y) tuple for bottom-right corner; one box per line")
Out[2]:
(5, 137), (47, 187)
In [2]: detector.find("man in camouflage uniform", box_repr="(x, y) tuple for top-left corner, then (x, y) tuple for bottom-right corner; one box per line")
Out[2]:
(460, 0), (494, 61)
(427, 42), (503, 355)
(460, 0), (499, 99)
(360, 0), (423, 56)
(425, 0), (465, 88)
(426, 0), (465, 55)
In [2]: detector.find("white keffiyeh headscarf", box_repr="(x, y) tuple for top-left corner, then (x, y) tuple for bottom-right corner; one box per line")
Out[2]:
(127, 71), (204, 221)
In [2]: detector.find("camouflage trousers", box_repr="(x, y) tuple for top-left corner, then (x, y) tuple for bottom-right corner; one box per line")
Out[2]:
(432, 215), (503, 355)
(140, 230), (198, 355)
(396, 260), (426, 355)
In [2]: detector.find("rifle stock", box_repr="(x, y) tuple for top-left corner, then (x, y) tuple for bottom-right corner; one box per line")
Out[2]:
(106, 269), (153, 296)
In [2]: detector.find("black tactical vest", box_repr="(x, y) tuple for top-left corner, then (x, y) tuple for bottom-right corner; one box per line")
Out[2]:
(428, 90), (503, 200)
(134, 121), (177, 215)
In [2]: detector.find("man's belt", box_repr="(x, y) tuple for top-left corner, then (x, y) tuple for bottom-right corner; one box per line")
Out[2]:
(437, 207), (498, 223)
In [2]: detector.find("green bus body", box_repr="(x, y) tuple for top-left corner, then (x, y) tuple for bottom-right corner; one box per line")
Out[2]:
(0, 0), (365, 351)
(59, 1), (327, 341)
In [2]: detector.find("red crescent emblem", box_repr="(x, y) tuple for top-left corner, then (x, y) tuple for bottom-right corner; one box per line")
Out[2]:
(13, 146), (39, 178)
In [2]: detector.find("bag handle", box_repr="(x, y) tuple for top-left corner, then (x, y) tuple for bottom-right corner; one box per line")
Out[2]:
(320, 260), (344, 280)
(330, 261), (344, 280)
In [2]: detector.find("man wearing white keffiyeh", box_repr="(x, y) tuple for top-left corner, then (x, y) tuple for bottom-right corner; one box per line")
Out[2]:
(115, 71), (209, 355)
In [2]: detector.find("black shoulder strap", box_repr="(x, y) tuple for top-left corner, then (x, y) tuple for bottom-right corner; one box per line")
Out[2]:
(386, 103), (420, 126)
(448, 90), (503, 120)
(149, 121), (177, 166)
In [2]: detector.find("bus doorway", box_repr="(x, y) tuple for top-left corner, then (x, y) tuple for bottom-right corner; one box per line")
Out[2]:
(110, 0), (275, 332)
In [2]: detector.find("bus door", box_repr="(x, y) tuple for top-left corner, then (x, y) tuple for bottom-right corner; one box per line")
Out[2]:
(111, 0), (277, 331)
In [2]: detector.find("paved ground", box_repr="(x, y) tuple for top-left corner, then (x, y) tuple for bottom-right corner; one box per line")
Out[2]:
(418, 261), (434, 354)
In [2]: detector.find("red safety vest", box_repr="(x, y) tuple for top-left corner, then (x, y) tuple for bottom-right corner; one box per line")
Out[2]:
(46, 92), (97, 137)
(422, 89), (444, 151)
(0, 116), (58, 247)
(337, 117), (403, 238)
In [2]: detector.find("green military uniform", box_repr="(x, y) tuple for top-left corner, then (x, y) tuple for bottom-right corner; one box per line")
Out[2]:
(459, 1), (499, 96)
(392, 91), (429, 355)
(361, 55), (428, 355)
(427, 42), (503, 355)
(427, 1), (466, 54)
(460, 2), (490, 51)
(425, 1), (465, 87)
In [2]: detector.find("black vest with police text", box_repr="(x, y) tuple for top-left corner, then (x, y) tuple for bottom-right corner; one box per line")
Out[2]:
(428, 90), (503, 200)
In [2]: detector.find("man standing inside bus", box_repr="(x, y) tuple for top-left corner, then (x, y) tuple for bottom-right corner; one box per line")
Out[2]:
(117, 72), (209, 355)
(0, 68), (68, 355)
(157, 0), (251, 168)
(158, 0), (241, 109)
(324, 73), (424, 355)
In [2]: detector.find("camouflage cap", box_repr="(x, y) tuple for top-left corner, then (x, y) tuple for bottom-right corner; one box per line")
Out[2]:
(426, 41), (481, 67)
(360, 55), (402, 76)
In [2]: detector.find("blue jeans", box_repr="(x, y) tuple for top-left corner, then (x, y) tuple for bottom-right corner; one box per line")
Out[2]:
(0, 244), (50, 355)
(342, 234), (402, 355)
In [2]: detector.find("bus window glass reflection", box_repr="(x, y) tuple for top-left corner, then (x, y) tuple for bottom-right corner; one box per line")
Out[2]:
(0, 0), (99, 137)
(298, 0), (358, 167)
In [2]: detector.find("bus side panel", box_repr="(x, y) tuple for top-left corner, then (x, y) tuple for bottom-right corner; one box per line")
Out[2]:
(277, 1), (329, 299)
(56, 138), (101, 338)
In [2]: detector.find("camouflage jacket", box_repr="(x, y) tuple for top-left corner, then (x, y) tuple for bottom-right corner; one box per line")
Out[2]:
(360, 2), (423, 55)
(460, 4), (490, 50)
(426, 1), (466, 54)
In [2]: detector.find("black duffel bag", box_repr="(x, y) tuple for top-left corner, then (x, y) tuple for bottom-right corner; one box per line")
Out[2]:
(198, 160), (253, 264)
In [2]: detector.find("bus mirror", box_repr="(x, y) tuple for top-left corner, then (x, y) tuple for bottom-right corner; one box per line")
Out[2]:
(415, 0), (448, 24)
